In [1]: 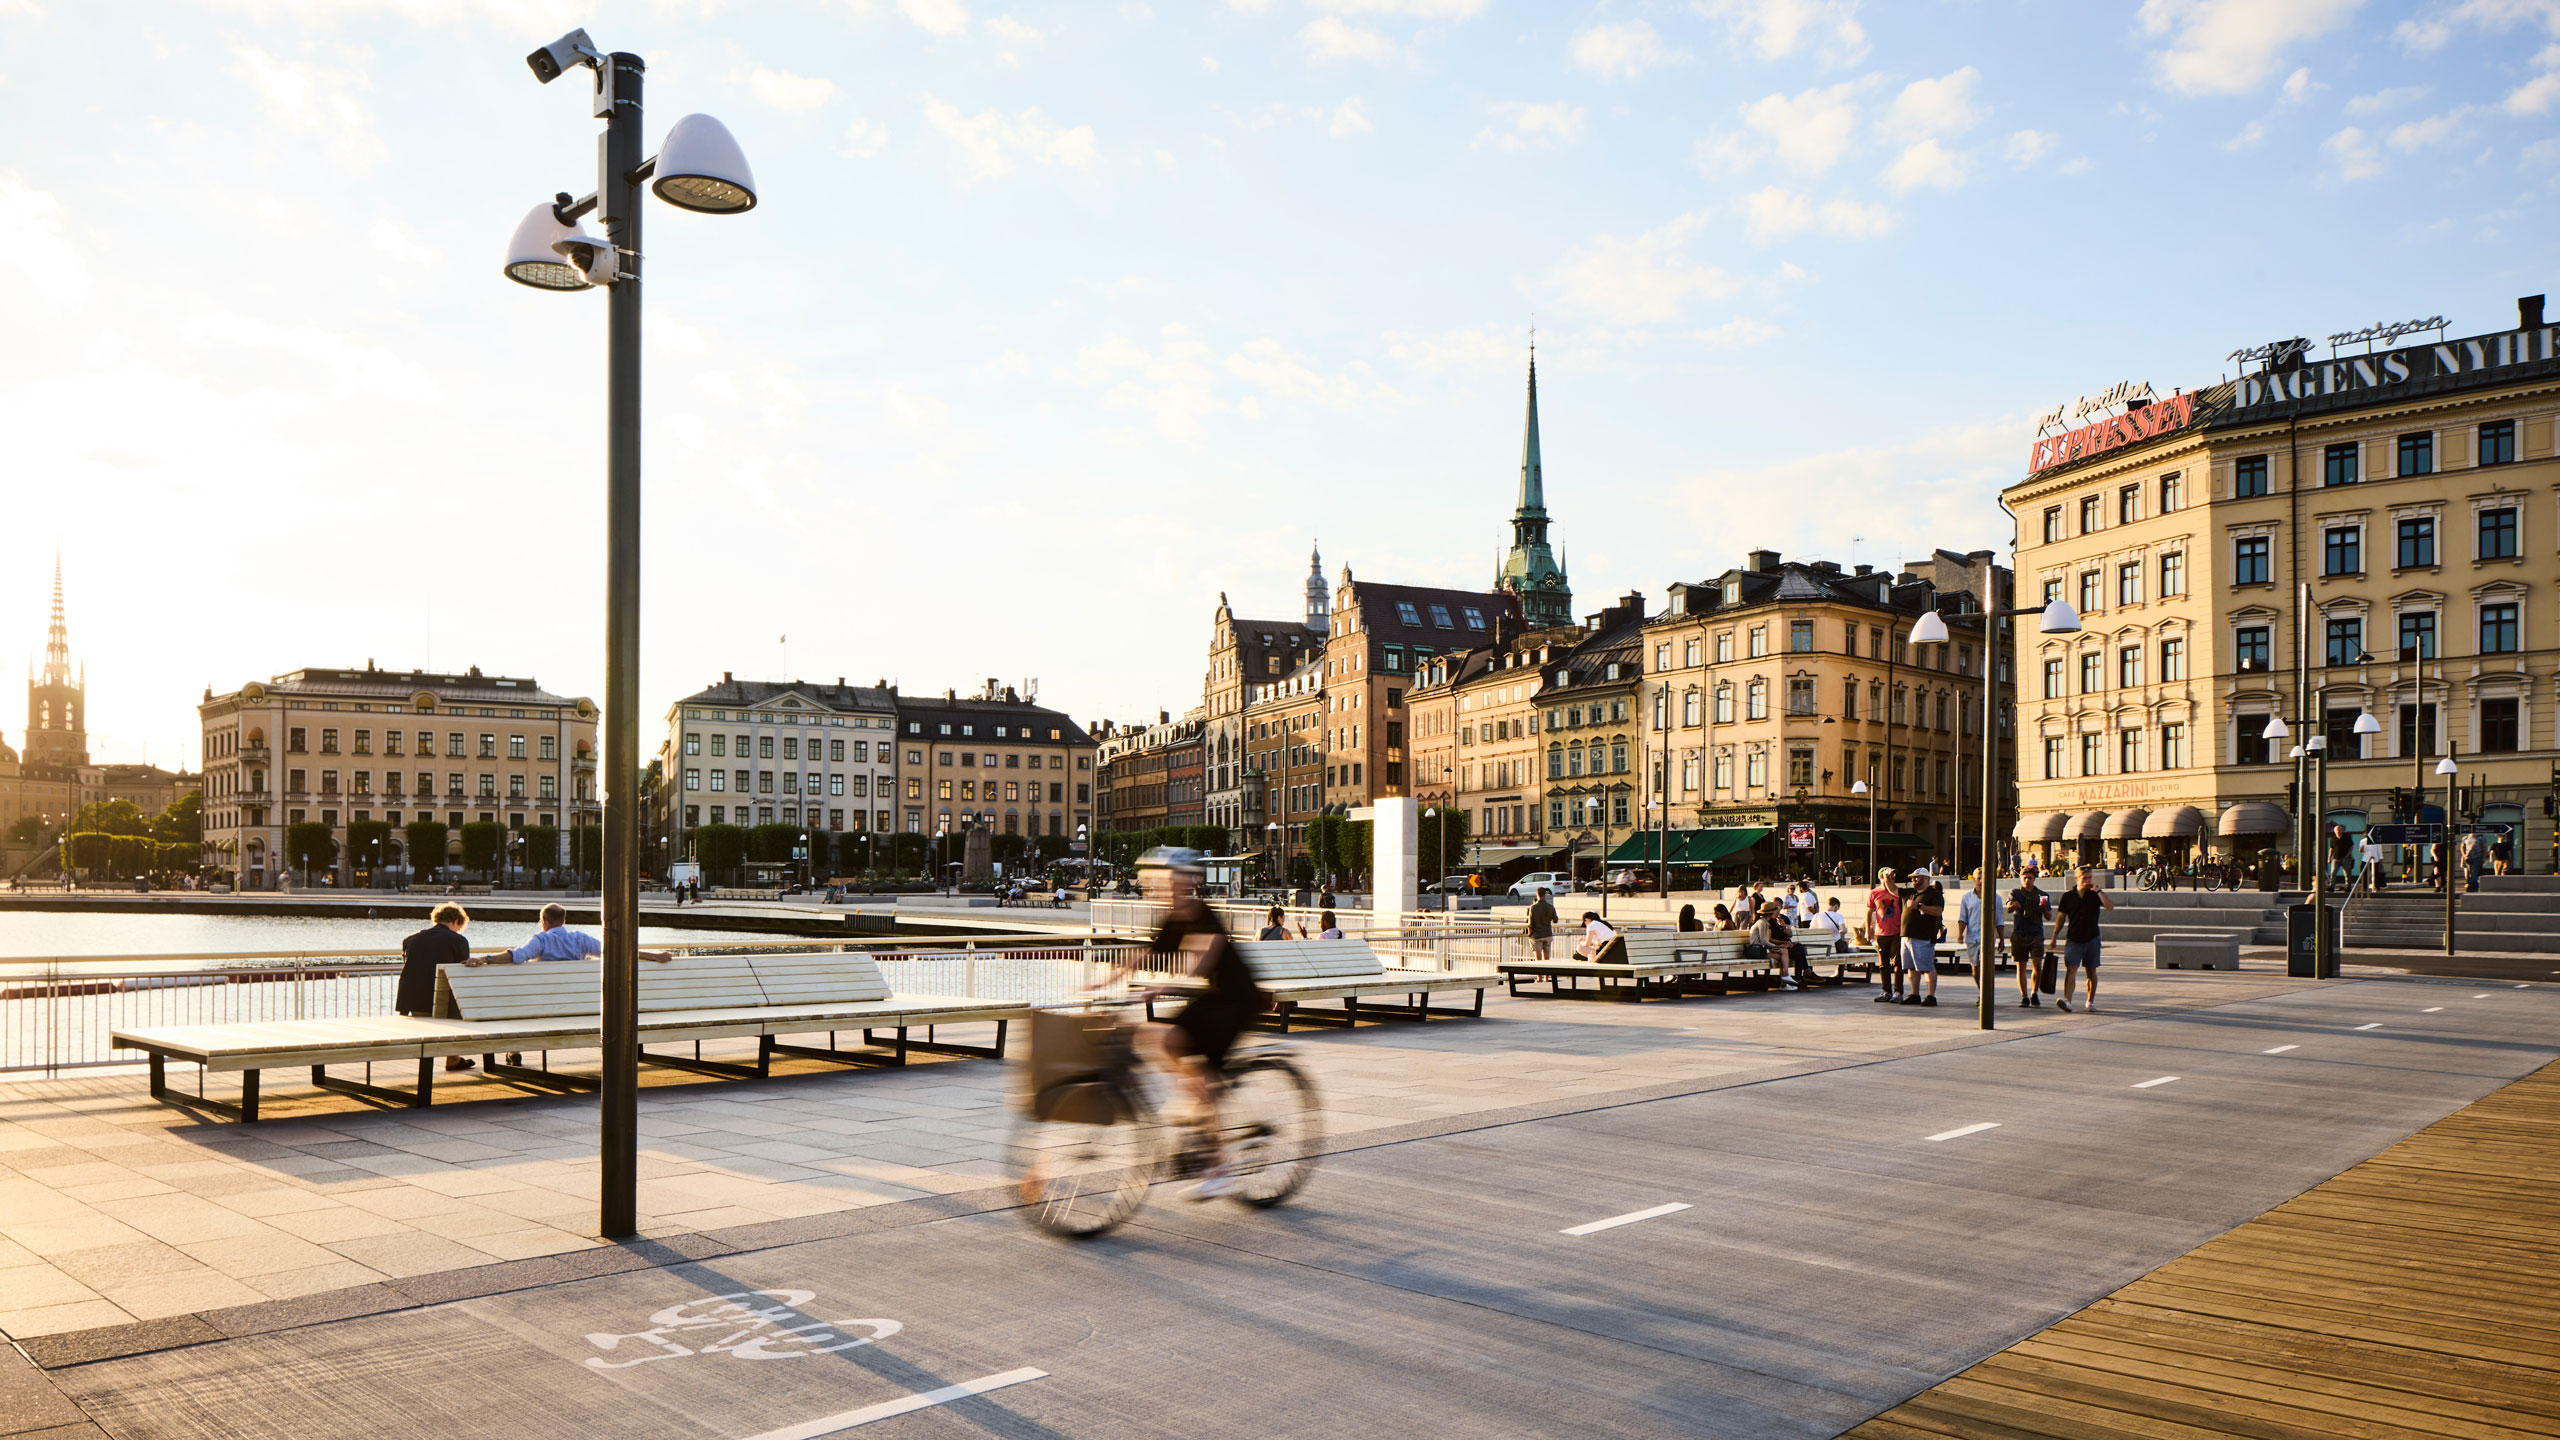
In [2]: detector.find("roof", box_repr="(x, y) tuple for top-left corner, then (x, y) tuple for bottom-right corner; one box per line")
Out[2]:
(250, 666), (584, 709)
(672, 676), (897, 715)
(1654, 555), (2002, 631)
(896, 695), (1094, 747)
(1340, 579), (1519, 652)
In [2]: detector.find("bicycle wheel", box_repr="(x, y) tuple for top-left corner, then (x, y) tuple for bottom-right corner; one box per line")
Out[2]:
(1008, 1078), (1165, 1239)
(1217, 1053), (1321, 1208)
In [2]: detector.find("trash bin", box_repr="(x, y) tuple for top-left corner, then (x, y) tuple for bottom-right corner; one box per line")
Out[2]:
(2286, 902), (2339, 978)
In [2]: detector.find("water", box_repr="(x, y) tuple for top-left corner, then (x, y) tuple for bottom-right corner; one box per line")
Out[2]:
(0, 911), (810, 961)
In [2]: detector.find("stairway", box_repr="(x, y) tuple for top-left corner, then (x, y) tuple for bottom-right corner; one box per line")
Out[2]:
(2346, 890), (2454, 951)
(2347, 875), (2560, 953)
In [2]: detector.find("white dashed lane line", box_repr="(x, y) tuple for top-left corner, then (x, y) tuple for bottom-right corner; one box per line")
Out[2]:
(1928, 1123), (2001, 1142)
(739, 1369), (1050, 1439)
(2132, 1076), (2180, 1089)
(2423, 1007), (2444, 1013)
(2263, 1045), (2299, 1054)
(2354, 1023), (2383, 1031)
(1562, 1203), (1692, 1237)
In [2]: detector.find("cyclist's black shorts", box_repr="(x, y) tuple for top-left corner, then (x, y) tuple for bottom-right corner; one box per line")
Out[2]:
(1172, 996), (1248, 1071)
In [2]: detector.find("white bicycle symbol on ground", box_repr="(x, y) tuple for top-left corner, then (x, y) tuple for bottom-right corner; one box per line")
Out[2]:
(583, 1290), (903, 1370)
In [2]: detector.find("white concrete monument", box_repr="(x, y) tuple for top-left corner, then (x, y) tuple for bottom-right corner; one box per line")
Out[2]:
(1367, 796), (1417, 933)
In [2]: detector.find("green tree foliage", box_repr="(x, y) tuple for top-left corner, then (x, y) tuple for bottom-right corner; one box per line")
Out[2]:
(886, 830), (928, 872)
(1031, 833), (1070, 863)
(155, 791), (204, 845)
(64, 831), (112, 874)
(572, 825), (602, 879)
(834, 830), (884, 872)
(404, 819), (450, 881)
(1418, 806), (1472, 882)
(109, 834), (155, 877)
(286, 821), (338, 882)
(69, 799), (151, 837)
(991, 833), (1028, 863)
(345, 820), (393, 877)
(156, 840), (195, 875)
(7, 816), (50, 847)
(691, 824), (749, 880)
(518, 825), (561, 881)
(457, 821), (507, 877)
(748, 824), (802, 865)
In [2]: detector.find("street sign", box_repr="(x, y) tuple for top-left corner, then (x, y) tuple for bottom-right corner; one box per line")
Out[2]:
(1787, 822), (1816, 850)
(2367, 822), (2512, 844)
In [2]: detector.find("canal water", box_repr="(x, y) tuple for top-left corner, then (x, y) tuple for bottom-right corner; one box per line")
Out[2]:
(0, 911), (808, 959)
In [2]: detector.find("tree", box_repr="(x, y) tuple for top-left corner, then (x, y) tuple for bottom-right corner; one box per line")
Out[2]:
(154, 791), (204, 845)
(748, 824), (801, 865)
(691, 823), (749, 881)
(69, 799), (151, 837)
(286, 821), (338, 884)
(7, 816), (49, 847)
(109, 834), (155, 877)
(346, 820), (393, 882)
(156, 840), (195, 876)
(458, 821), (506, 878)
(1031, 832), (1070, 863)
(835, 830), (883, 873)
(1418, 806), (1472, 884)
(64, 831), (112, 876)
(518, 824), (561, 884)
(572, 824), (602, 883)
(886, 830), (928, 874)
(405, 819), (450, 882)
(991, 833), (1028, 864)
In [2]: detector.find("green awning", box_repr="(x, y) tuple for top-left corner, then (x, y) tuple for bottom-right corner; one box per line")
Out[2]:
(1605, 827), (1771, 865)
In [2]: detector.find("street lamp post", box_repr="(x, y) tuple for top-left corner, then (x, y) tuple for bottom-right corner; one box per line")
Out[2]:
(2439, 751), (2461, 953)
(1266, 821), (1282, 894)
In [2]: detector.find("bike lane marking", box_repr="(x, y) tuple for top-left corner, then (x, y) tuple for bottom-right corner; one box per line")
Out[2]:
(1562, 1203), (1691, 1236)
(1927, 1122), (1999, 1142)
(2264, 1045), (2299, 1054)
(2131, 1076), (2180, 1089)
(2353, 1023), (2383, 1031)
(735, 1368), (1050, 1440)
(2423, 1007), (2444, 1013)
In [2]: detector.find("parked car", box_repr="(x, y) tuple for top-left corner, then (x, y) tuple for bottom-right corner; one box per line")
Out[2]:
(1508, 871), (1571, 897)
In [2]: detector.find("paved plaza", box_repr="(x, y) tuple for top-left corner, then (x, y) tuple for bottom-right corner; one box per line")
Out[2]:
(2, 962), (2557, 1437)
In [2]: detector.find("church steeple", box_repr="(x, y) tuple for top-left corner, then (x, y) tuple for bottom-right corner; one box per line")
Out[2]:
(1494, 351), (1573, 629)
(26, 555), (88, 773)
(42, 555), (70, 688)
(1304, 540), (1330, 635)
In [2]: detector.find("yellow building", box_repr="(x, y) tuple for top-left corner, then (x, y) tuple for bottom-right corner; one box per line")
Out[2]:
(894, 682), (1095, 846)
(2005, 296), (2560, 871)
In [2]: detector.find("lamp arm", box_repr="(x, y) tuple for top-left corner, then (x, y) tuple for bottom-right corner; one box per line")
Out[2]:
(552, 189), (601, 225)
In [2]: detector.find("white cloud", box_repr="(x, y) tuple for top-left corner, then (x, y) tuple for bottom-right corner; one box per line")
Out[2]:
(2223, 119), (2266, 149)
(1300, 16), (1401, 62)
(747, 66), (838, 112)
(1477, 100), (1587, 151)
(2059, 155), (2093, 174)
(1571, 21), (1683, 82)
(1675, 415), (2021, 558)
(228, 45), (384, 170)
(1740, 187), (1885, 243)
(1690, 317), (1783, 348)
(1881, 138), (1968, 191)
(2004, 128), (2057, 166)
(1881, 66), (1982, 141)
(2387, 106), (2473, 149)
(0, 171), (85, 302)
(1069, 325), (1221, 439)
(1383, 325), (1522, 376)
(2323, 125), (2383, 179)
(1733, 79), (1871, 174)
(923, 97), (1099, 179)
(898, 0), (969, 36)
(1224, 338), (1392, 408)
(2396, 18), (2452, 49)
(2509, 45), (2560, 113)
(1690, 0), (1868, 65)
(1308, 0), (1487, 14)
(1120, 1), (1153, 19)
(368, 218), (440, 266)
(987, 14), (1043, 46)
(1554, 211), (1738, 325)
(2282, 66), (2314, 100)
(1328, 98), (1373, 137)
(2136, 0), (2363, 97)
(2345, 83), (2427, 114)
(1200, 55), (1220, 73)
(842, 117), (891, 158)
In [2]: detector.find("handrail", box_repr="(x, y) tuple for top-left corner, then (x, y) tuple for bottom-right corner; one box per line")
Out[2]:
(0, 933), (1148, 969)
(2337, 857), (2373, 946)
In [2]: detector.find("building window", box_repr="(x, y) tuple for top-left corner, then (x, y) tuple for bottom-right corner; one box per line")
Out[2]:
(2079, 570), (2102, 612)
(2398, 703), (2438, 759)
(684, 733), (700, 756)
(1841, 679), (1859, 718)
(2234, 535), (2271, 586)
(1462, 607), (1486, 629)
(1429, 604), (1454, 627)
(2079, 495), (2101, 534)
(1682, 691), (1700, 726)
(2323, 525), (2362, 576)
(2325, 616), (2363, 667)
(2119, 485), (2141, 524)
(2480, 506), (2519, 560)
(2042, 657), (2064, 698)
(1787, 746), (1814, 790)
(2480, 420), (2517, 466)
(2161, 472), (2183, 512)
(2159, 551), (2184, 596)
(2399, 611), (2436, 661)
(2396, 516), (2436, 569)
(2161, 723), (2186, 769)
(1789, 619), (1814, 652)
(2080, 652), (2103, 694)
(2161, 637), (2186, 681)
(2323, 442), (2359, 486)
(1683, 638), (1702, 666)
(2482, 697), (2520, 752)
(1396, 602), (1420, 624)
(2042, 736), (2063, 779)
(709, 734), (725, 757)
(1714, 684), (1734, 724)
(2118, 729), (2143, 774)
(2398, 432), (2433, 476)
(541, 735), (557, 761)
(2117, 562), (2141, 606)
(2041, 506), (2062, 544)
(1713, 751), (1733, 790)
(2042, 578), (2061, 606)
(2080, 733), (2103, 776)
(1748, 626), (1768, 658)
(2235, 455), (2270, 498)
(2236, 713), (2272, 765)
(2481, 602), (2520, 654)
(1786, 677), (1815, 715)
(2118, 645), (2142, 688)
(1745, 748), (1767, 789)
(1745, 679), (1767, 720)
(684, 768), (700, 791)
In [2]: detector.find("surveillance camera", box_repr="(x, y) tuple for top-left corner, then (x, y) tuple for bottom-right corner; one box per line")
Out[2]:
(526, 28), (598, 84)
(551, 236), (615, 285)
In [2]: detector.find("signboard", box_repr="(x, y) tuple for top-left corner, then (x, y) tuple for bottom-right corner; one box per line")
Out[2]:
(1787, 822), (1816, 850)
(2367, 822), (2512, 844)
(2026, 392), (2196, 474)
(2228, 321), (2560, 419)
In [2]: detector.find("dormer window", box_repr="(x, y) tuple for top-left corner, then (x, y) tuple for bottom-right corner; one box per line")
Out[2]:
(1430, 605), (1454, 628)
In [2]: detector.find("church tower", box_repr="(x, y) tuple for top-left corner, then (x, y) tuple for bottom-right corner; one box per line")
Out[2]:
(1494, 353), (1574, 629)
(25, 558), (87, 773)
(1304, 540), (1330, 636)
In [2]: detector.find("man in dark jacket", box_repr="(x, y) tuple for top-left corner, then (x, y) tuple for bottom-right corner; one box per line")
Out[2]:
(399, 904), (475, 1072)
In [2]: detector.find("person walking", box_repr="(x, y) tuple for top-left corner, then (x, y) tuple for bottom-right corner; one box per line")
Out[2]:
(398, 903), (476, 1072)
(2006, 874), (2051, 1008)
(2464, 831), (2489, 893)
(1899, 869), (1944, 1007)
(2054, 866), (2113, 1012)
(1956, 868), (1987, 983)
(1866, 868), (1904, 1003)
(2327, 822), (2353, 893)
(1526, 887), (1558, 961)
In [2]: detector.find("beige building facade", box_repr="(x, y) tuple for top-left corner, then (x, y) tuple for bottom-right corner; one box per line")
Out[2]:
(2007, 296), (2560, 871)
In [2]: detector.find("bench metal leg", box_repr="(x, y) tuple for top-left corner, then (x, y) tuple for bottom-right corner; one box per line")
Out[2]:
(482, 1055), (599, 1093)
(308, 1058), (437, 1109)
(147, 1055), (263, 1123)
(639, 1042), (768, 1081)
(767, 1022), (998, 1068)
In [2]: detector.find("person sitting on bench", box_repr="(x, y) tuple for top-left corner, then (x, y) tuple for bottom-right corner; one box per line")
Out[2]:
(469, 905), (674, 1068)
(1574, 912), (1628, 965)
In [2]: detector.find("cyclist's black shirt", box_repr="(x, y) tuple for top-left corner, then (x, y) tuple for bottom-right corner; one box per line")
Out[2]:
(1152, 901), (1257, 1020)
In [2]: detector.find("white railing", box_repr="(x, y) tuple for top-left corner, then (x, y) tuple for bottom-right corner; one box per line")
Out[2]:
(1088, 898), (1517, 940)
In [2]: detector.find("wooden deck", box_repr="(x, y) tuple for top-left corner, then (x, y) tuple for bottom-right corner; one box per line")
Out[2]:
(1847, 1058), (2560, 1440)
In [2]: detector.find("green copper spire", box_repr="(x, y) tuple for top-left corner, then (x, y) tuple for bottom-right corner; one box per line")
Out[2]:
(1495, 351), (1572, 629)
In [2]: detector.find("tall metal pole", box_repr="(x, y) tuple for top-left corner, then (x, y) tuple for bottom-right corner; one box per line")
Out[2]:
(2444, 741), (2459, 955)
(1978, 595), (1997, 1033)
(598, 49), (646, 1240)
(1655, 680), (1669, 899)
(2311, 687), (2331, 979)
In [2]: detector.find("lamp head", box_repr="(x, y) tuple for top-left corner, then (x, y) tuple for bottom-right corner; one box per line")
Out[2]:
(652, 114), (758, 213)
(2262, 715), (2290, 739)
(503, 202), (597, 290)
(2352, 711), (2382, 735)
(2436, 758), (2459, 775)
(1851, 780), (1868, 794)
(1909, 610), (1951, 646)
(2038, 599), (2083, 635)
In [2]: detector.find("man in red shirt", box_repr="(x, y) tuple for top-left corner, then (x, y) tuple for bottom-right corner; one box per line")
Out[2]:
(1866, 867), (1904, 1003)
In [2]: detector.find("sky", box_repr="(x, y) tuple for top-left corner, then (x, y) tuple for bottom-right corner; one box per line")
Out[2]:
(3, 0), (2557, 773)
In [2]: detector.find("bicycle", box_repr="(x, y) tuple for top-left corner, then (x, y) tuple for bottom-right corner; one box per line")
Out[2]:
(1009, 998), (1321, 1238)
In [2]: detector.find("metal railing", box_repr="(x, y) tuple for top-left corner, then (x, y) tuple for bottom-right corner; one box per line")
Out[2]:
(1088, 898), (1517, 939)
(0, 935), (1145, 1077)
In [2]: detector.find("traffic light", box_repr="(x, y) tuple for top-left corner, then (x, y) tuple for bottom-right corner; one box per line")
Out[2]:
(2284, 781), (2300, 814)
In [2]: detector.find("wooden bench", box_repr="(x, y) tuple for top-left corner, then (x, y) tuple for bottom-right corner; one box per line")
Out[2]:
(1146, 938), (1491, 1031)
(1501, 931), (1872, 1001)
(110, 951), (1026, 1122)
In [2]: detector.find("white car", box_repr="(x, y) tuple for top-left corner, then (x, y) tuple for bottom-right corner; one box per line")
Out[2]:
(1508, 872), (1570, 898)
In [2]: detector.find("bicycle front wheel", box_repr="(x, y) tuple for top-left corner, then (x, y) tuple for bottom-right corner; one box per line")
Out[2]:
(1218, 1054), (1322, 1208)
(1009, 1079), (1165, 1239)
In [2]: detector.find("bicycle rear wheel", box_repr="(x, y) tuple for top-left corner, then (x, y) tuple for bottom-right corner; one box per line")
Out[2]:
(1218, 1053), (1321, 1208)
(1009, 1079), (1164, 1238)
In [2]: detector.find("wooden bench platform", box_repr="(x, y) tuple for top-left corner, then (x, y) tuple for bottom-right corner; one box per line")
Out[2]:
(111, 950), (1026, 1122)
(1501, 932), (1871, 1001)
(1146, 938), (1491, 1030)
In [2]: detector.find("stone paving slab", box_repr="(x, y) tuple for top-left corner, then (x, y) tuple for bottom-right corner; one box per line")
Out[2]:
(0, 961), (2315, 1340)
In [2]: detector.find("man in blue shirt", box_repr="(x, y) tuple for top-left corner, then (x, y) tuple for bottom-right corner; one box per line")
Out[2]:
(467, 904), (674, 966)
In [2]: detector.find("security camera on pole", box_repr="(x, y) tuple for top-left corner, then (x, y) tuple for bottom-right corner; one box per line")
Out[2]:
(503, 27), (757, 1240)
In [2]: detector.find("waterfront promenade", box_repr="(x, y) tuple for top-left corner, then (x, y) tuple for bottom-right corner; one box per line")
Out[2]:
(2, 960), (2556, 1436)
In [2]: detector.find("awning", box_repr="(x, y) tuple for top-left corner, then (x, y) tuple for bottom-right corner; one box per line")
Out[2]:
(2065, 810), (2110, 839)
(2101, 808), (2152, 839)
(1603, 828), (1770, 865)
(1476, 843), (1567, 863)
(2217, 801), (2289, 836)
(2014, 813), (2067, 843)
(2141, 805), (2206, 838)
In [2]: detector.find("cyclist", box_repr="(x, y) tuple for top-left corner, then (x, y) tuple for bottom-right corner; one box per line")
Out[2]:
(1117, 846), (1263, 1198)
